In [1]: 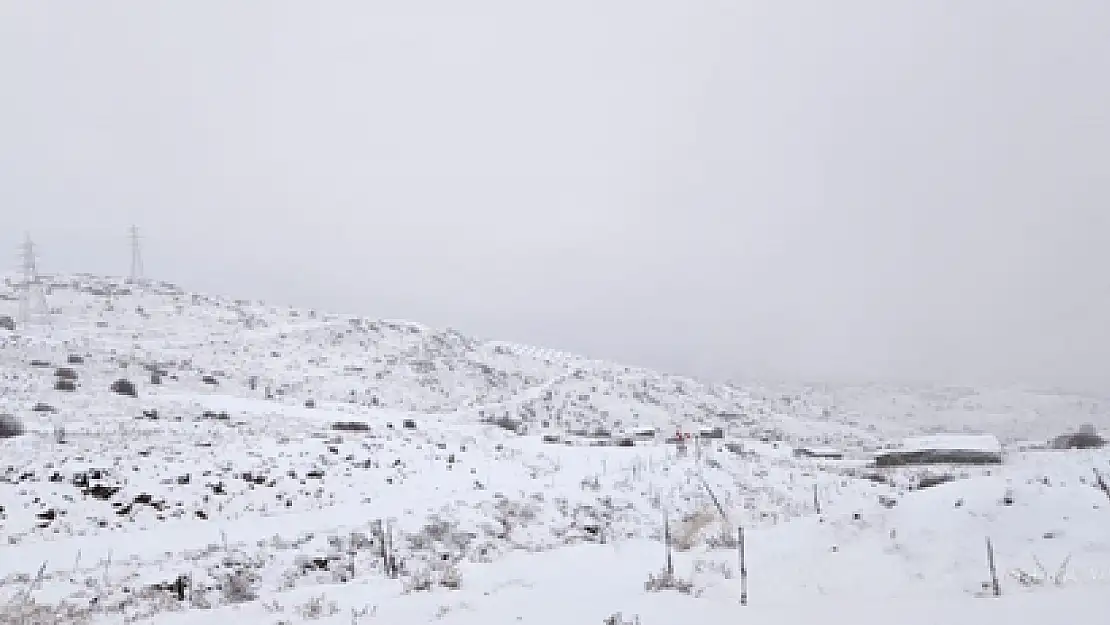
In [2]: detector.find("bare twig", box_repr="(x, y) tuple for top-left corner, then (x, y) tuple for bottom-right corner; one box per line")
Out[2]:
(1054, 554), (1072, 586)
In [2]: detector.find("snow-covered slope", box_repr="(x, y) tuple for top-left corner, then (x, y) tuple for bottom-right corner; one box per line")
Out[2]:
(1, 275), (1108, 624)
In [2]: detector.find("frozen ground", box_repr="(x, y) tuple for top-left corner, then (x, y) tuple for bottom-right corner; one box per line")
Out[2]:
(1, 275), (1108, 624)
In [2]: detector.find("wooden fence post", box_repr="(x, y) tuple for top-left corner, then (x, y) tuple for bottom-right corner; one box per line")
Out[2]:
(739, 526), (748, 606)
(664, 512), (673, 576)
(1094, 469), (1110, 501)
(986, 537), (1000, 597)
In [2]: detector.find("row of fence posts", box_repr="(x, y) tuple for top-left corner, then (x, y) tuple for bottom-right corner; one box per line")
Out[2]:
(661, 447), (1093, 605)
(664, 521), (1001, 605)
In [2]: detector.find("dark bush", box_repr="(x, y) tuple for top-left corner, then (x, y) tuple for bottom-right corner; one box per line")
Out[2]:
(0, 315), (14, 331)
(0, 413), (23, 438)
(55, 367), (79, 381)
(67, 354), (85, 364)
(33, 403), (56, 412)
(490, 416), (522, 433)
(111, 378), (138, 397)
(55, 379), (77, 392)
(332, 421), (371, 432)
(914, 473), (955, 490)
(201, 375), (218, 385)
(1050, 432), (1106, 450)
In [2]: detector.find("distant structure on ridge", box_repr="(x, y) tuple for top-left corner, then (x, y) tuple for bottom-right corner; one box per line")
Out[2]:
(129, 225), (144, 284)
(18, 233), (49, 324)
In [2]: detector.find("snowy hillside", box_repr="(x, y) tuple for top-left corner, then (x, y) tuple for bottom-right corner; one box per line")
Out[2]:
(1, 275), (1109, 624)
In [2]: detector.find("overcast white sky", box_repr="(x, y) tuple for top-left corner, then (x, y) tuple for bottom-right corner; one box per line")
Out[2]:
(1, 2), (1108, 393)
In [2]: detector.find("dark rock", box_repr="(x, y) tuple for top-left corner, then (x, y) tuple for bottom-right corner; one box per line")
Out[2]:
(84, 484), (121, 500)
(110, 379), (138, 397)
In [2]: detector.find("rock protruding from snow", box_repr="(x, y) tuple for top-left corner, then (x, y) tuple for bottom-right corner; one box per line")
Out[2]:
(0, 413), (25, 438)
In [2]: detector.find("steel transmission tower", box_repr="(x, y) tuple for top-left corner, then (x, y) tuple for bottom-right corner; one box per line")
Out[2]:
(129, 226), (144, 283)
(18, 233), (48, 324)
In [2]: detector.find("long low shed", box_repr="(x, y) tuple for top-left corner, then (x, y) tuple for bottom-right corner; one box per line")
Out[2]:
(873, 434), (1003, 467)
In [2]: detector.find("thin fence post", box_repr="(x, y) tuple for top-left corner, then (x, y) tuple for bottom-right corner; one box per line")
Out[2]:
(986, 537), (1000, 597)
(664, 512), (673, 576)
(739, 526), (748, 606)
(813, 483), (821, 514)
(374, 519), (387, 573)
(385, 520), (397, 579)
(1094, 469), (1110, 501)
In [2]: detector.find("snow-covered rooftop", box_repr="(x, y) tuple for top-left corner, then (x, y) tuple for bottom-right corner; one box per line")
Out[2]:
(900, 433), (1002, 454)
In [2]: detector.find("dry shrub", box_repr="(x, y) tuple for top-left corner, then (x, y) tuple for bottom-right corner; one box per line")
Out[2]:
(671, 507), (718, 551)
(0, 598), (93, 625)
(644, 569), (694, 594)
(0, 413), (25, 438)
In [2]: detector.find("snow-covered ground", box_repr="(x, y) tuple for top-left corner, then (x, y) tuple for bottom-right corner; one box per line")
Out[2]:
(1, 275), (1109, 624)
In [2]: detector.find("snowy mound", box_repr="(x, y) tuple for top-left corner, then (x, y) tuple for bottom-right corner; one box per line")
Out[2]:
(0, 275), (1108, 624)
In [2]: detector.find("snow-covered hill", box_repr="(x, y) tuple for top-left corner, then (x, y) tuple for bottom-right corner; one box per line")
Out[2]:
(1, 275), (1108, 624)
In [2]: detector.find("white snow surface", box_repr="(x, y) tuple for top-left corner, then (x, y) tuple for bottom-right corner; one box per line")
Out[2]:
(0, 275), (1108, 624)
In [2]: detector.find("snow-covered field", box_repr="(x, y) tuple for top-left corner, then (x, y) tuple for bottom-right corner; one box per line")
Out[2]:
(1, 275), (1109, 624)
